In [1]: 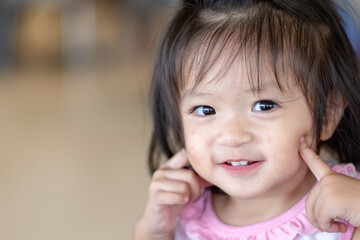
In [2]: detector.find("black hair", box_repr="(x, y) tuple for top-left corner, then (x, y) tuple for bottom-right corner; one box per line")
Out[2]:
(148, 0), (360, 173)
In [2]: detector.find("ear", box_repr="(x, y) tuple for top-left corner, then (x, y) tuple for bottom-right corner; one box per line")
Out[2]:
(320, 93), (347, 141)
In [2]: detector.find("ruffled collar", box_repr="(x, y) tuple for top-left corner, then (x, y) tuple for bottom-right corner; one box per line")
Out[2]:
(180, 190), (318, 239)
(177, 163), (357, 240)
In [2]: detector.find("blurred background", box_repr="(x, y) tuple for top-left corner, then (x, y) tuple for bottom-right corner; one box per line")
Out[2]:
(0, 0), (176, 239)
(0, 0), (358, 240)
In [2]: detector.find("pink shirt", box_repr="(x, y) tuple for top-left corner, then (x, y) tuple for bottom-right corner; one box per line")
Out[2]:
(175, 164), (360, 240)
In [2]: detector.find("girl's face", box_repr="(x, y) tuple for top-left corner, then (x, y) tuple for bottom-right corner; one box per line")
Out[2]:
(180, 56), (315, 199)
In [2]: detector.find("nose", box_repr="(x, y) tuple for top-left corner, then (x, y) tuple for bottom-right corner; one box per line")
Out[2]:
(216, 116), (254, 148)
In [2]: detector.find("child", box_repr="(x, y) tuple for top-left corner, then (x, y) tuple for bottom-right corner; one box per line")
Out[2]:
(134, 0), (360, 239)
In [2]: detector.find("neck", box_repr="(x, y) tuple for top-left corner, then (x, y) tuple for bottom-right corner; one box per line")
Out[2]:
(212, 169), (316, 226)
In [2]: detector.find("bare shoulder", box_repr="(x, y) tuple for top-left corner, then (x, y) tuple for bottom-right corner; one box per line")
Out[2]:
(352, 227), (360, 240)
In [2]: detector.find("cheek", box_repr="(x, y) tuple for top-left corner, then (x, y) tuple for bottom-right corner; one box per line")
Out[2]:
(183, 128), (205, 164)
(264, 136), (304, 176)
(271, 129), (306, 153)
(186, 146), (209, 178)
(266, 133), (272, 144)
(278, 112), (314, 145)
(265, 121), (313, 170)
(183, 118), (215, 155)
(184, 129), (204, 154)
(183, 127), (214, 174)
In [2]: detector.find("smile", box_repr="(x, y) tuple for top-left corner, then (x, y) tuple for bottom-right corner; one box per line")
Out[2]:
(220, 160), (263, 174)
(226, 160), (258, 166)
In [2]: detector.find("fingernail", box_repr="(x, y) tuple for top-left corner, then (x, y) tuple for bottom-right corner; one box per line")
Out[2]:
(181, 148), (187, 155)
(299, 137), (307, 149)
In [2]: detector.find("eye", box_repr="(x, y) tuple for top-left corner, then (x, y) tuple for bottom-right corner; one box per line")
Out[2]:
(252, 100), (277, 112)
(193, 105), (216, 116)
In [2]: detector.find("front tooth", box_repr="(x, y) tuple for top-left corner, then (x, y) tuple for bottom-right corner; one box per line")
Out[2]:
(230, 161), (248, 166)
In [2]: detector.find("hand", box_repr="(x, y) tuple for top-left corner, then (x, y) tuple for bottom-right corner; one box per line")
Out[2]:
(299, 137), (360, 233)
(133, 149), (212, 240)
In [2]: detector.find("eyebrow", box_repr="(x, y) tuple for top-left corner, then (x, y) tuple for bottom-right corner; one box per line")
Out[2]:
(181, 90), (213, 100)
(181, 80), (283, 100)
(245, 81), (283, 93)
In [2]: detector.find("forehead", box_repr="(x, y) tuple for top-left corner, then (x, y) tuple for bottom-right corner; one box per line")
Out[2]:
(181, 45), (295, 98)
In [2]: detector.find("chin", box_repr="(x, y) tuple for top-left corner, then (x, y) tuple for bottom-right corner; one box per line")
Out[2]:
(218, 186), (262, 199)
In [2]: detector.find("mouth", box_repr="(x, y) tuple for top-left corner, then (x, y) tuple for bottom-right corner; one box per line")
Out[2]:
(224, 160), (259, 166)
(220, 159), (263, 174)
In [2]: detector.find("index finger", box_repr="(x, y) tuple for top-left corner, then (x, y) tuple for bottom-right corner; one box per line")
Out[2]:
(299, 137), (334, 181)
(161, 149), (189, 169)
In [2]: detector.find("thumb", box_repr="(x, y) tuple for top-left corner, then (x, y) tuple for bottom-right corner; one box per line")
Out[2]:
(299, 137), (334, 181)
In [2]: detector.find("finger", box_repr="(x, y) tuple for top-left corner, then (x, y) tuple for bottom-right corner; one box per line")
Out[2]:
(161, 149), (188, 170)
(162, 169), (203, 201)
(162, 168), (213, 201)
(315, 197), (347, 233)
(318, 217), (348, 233)
(151, 178), (191, 197)
(299, 137), (334, 181)
(305, 187), (321, 229)
(329, 221), (347, 233)
(155, 191), (189, 205)
(166, 168), (214, 190)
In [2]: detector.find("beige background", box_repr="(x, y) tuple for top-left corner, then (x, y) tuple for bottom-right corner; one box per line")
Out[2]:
(0, 1), (174, 239)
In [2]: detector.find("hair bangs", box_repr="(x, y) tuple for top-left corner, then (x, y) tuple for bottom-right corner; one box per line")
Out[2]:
(177, 4), (309, 97)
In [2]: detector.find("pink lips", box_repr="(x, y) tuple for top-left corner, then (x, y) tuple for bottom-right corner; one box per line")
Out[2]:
(220, 160), (263, 174)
